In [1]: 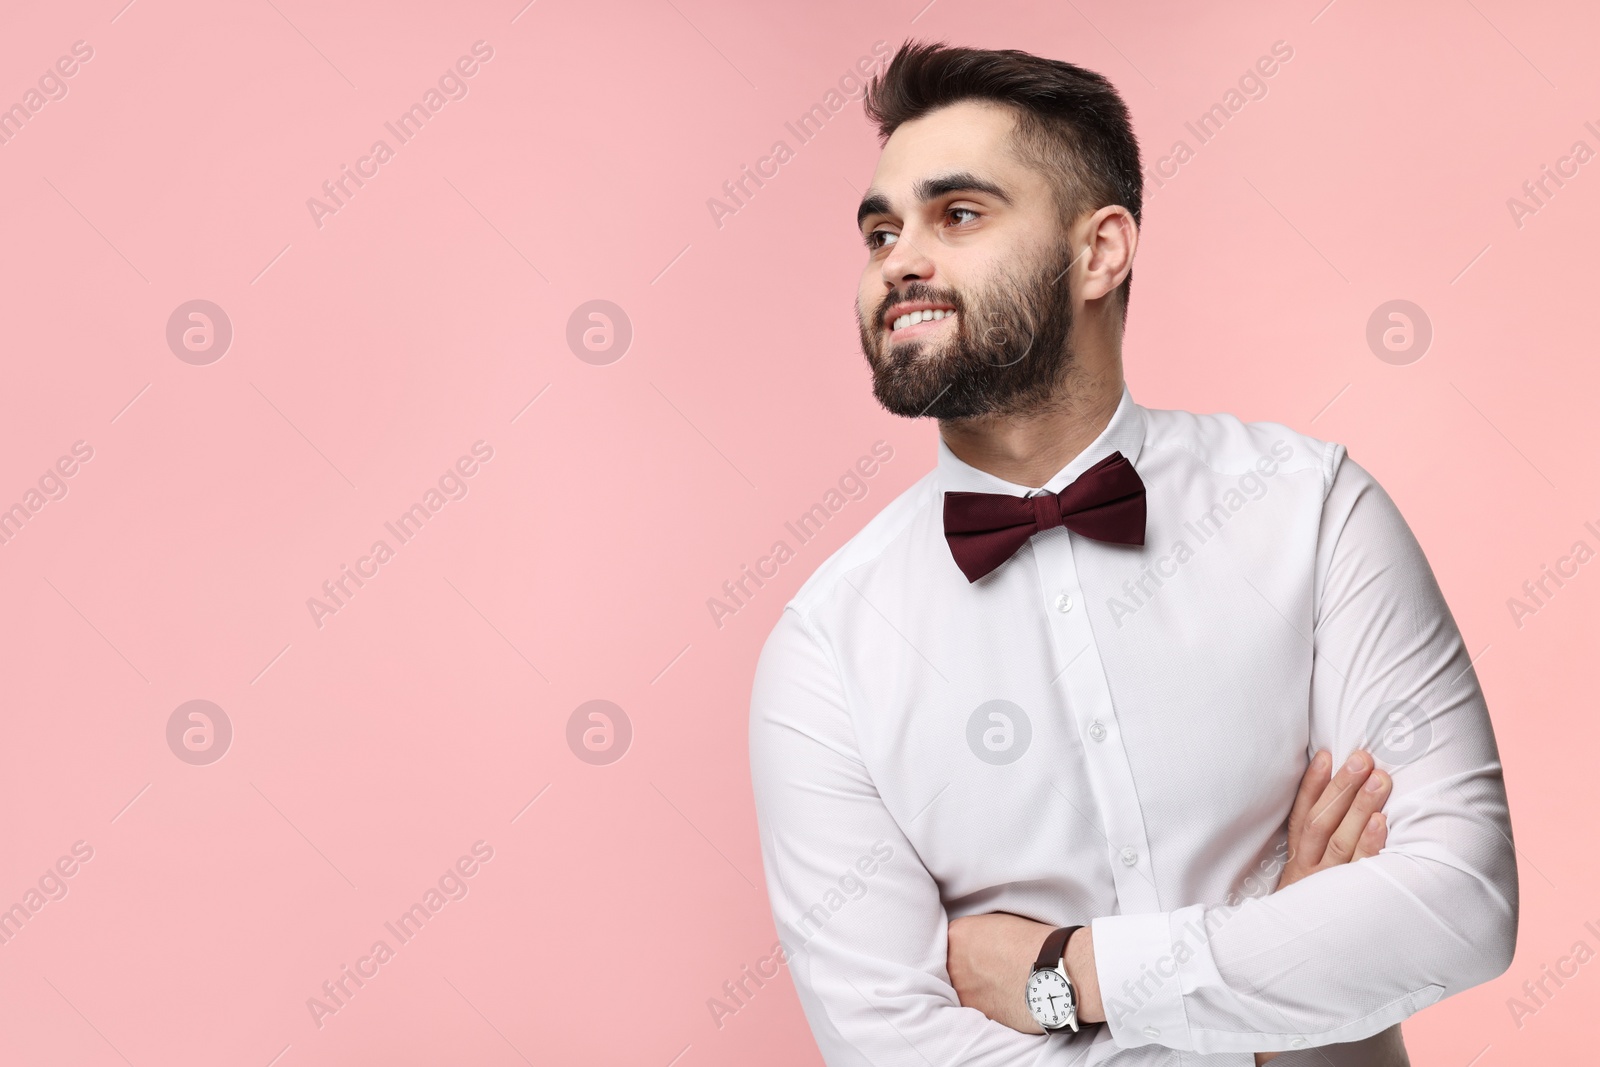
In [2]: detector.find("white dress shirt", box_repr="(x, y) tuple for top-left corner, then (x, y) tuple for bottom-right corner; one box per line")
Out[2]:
(748, 384), (1517, 1066)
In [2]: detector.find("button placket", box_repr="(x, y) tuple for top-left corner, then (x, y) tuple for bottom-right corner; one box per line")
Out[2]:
(1034, 532), (1163, 914)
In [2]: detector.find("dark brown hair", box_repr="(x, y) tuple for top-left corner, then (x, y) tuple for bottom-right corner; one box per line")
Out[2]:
(862, 40), (1143, 319)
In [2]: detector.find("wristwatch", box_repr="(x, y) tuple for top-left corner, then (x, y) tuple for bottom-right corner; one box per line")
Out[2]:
(1024, 925), (1083, 1033)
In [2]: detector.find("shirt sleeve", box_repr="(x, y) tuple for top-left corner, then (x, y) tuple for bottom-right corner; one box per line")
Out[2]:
(1089, 448), (1519, 1055)
(750, 604), (1081, 1067)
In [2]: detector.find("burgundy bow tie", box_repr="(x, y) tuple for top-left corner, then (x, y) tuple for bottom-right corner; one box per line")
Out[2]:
(942, 451), (1146, 583)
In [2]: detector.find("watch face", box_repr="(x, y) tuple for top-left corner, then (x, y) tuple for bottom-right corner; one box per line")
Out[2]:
(1026, 968), (1074, 1028)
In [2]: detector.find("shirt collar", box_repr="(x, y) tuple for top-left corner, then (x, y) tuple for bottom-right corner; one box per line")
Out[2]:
(936, 382), (1147, 497)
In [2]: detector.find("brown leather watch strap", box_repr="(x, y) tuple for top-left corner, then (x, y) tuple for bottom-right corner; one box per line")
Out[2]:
(1033, 925), (1082, 971)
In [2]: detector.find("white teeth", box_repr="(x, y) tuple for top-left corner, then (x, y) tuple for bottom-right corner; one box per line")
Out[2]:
(890, 309), (954, 331)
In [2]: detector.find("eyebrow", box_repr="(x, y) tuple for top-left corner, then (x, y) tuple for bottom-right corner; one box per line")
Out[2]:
(856, 171), (1014, 231)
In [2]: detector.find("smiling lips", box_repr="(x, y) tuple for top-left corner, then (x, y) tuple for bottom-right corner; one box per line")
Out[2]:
(885, 302), (957, 339)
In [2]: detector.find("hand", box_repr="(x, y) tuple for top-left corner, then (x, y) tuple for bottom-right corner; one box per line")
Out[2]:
(1278, 748), (1390, 891)
(946, 912), (1057, 1034)
(1254, 749), (1391, 1064)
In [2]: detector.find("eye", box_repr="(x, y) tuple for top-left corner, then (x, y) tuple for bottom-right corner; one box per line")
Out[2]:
(865, 229), (898, 251)
(947, 206), (979, 227)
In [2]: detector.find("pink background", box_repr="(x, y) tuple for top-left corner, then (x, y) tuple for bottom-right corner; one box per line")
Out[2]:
(1, 0), (1595, 1063)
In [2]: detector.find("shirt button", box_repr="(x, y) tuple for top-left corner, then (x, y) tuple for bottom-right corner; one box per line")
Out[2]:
(1120, 847), (1139, 867)
(1142, 1025), (1161, 1038)
(1290, 1038), (1307, 1048)
(1056, 593), (1073, 613)
(1088, 720), (1107, 742)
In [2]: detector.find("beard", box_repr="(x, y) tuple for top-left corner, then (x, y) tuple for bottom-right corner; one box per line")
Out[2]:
(857, 235), (1079, 421)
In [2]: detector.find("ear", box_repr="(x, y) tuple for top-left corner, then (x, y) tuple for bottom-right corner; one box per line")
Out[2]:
(1075, 205), (1138, 303)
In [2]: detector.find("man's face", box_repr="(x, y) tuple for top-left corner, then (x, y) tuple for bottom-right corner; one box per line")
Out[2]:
(855, 100), (1081, 421)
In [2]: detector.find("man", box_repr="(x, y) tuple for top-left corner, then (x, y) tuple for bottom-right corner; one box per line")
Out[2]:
(747, 40), (1517, 1067)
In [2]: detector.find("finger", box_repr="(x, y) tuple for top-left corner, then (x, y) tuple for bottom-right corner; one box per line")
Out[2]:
(1286, 750), (1332, 848)
(1350, 812), (1387, 862)
(1323, 767), (1391, 865)
(1281, 751), (1332, 881)
(1300, 750), (1375, 867)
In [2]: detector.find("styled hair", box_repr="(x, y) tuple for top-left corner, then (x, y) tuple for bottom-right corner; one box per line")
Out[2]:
(863, 40), (1143, 319)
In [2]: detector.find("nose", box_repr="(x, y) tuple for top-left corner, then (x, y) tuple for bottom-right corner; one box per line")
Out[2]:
(880, 229), (935, 292)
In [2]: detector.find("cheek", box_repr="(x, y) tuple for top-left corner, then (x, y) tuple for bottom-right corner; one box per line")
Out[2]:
(857, 281), (882, 325)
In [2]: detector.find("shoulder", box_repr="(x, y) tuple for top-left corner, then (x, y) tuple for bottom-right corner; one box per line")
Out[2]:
(1139, 400), (1347, 499)
(749, 466), (939, 720)
(781, 467), (941, 625)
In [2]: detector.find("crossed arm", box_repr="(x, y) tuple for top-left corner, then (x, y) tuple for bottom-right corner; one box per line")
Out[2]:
(750, 455), (1516, 1063)
(946, 746), (1395, 1063)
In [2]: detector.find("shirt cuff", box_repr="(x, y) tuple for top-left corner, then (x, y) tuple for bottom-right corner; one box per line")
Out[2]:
(1090, 905), (1205, 1051)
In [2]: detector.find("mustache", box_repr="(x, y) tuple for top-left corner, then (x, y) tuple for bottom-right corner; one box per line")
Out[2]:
(875, 283), (964, 327)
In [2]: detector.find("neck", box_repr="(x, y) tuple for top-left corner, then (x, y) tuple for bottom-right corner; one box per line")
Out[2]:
(938, 357), (1124, 490)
